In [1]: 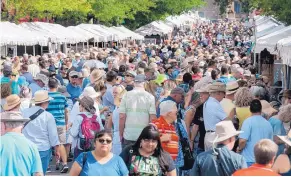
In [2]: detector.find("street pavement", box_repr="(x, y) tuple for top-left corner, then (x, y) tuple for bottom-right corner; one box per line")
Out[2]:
(46, 157), (73, 176)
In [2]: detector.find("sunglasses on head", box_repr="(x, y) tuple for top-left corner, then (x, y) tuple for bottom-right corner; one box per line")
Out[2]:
(98, 138), (112, 144)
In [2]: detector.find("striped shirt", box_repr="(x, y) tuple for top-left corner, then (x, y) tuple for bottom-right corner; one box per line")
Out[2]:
(152, 116), (179, 160)
(46, 92), (68, 126)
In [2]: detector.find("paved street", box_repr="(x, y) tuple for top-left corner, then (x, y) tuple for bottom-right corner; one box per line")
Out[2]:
(46, 157), (73, 176)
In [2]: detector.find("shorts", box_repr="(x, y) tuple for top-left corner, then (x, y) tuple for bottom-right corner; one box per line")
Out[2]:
(57, 126), (67, 144)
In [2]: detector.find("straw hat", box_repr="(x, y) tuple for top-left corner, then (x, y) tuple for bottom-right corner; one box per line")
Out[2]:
(213, 120), (243, 143)
(208, 82), (226, 93)
(226, 81), (239, 95)
(32, 90), (53, 104)
(3, 94), (21, 111)
(80, 86), (101, 99)
(278, 130), (291, 147)
(77, 96), (96, 114)
(0, 111), (30, 122)
(260, 100), (278, 117)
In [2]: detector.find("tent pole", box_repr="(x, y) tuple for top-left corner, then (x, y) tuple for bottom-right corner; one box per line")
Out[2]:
(82, 42), (85, 49)
(41, 46), (43, 55)
(33, 45), (35, 56)
(5, 45), (8, 56)
(76, 43), (78, 52)
(15, 46), (17, 57)
(24, 46), (27, 53)
(87, 41), (89, 49)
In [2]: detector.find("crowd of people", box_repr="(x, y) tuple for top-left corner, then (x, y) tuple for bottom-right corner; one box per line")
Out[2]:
(1, 19), (291, 176)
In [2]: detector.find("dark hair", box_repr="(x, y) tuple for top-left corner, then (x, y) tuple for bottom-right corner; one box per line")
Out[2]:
(48, 78), (59, 88)
(119, 65), (127, 73)
(189, 80), (195, 88)
(237, 80), (248, 87)
(183, 73), (192, 83)
(106, 71), (118, 82)
(1, 83), (12, 98)
(138, 62), (147, 69)
(211, 68), (221, 80)
(192, 66), (200, 74)
(94, 129), (113, 142)
(250, 99), (262, 113)
(208, 60), (216, 67)
(220, 65), (228, 75)
(39, 60), (46, 69)
(133, 125), (163, 156)
(22, 64), (28, 71)
(250, 66), (257, 75)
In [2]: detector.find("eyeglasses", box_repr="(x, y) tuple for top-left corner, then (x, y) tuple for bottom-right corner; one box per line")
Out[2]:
(98, 139), (112, 145)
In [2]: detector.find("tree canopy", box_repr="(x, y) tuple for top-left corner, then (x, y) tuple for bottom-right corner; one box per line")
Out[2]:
(1, 0), (204, 29)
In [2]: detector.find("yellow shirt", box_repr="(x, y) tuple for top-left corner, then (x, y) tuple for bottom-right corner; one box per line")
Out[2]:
(220, 98), (235, 117)
(236, 106), (252, 130)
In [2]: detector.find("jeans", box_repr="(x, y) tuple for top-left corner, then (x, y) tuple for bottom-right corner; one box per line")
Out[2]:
(39, 149), (52, 175)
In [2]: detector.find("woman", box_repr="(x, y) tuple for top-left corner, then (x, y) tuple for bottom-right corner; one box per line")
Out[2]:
(70, 96), (104, 159)
(269, 105), (291, 155)
(89, 69), (106, 89)
(69, 130), (128, 176)
(12, 56), (21, 76)
(106, 85), (127, 155)
(120, 125), (176, 176)
(0, 84), (12, 112)
(19, 86), (32, 111)
(234, 87), (254, 130)
(272, 129), (291, 176)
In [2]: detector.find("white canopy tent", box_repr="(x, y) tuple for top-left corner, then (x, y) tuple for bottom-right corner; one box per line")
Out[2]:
(277, 37), (291, 66)
(112, 26), (144, 40)
(78, 24), (114, 42)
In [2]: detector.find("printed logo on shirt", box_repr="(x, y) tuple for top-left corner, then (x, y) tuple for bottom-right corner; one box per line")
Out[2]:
(129, 155), (162, 176)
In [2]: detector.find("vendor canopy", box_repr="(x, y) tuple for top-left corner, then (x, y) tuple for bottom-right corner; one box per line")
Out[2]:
(112, 26), (144, 40)
(20, 22), (87, 44)
(1, 22), (48, 46)
(77, 24), (114, 42)
(277, 36), (291, 66)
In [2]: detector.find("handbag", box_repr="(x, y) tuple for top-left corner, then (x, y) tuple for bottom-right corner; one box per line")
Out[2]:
(177, 116), (195, 170)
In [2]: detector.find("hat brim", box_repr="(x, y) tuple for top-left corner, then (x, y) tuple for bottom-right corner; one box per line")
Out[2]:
(213, 131), (243, 143)
(1, 118), (30, 122)
(277, 135), (291, 147)
(32, 97), (53, 104)
(3, 100), (21, 111)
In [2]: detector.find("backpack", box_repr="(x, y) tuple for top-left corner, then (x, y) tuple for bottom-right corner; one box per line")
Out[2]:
(79, 114), (100, 151)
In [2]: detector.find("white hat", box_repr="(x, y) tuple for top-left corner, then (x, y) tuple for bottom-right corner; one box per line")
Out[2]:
(32, 90), (53, 104)
(213, 121), (243, 143)
(1, 111), (30, 122)
(80, 86), (101, 99)
(278, 130), (291, 147)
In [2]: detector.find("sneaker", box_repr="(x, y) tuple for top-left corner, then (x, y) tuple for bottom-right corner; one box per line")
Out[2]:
(60, 164), (69, 173)
(55, 162), (60, 171)
(46, 166), (51, 173)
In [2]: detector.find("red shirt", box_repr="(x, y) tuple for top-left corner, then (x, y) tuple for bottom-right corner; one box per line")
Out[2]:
(233, 164), (280, 176)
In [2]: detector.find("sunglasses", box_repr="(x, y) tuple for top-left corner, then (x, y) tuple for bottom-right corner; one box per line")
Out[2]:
(98, 138), (112, 145)
(71, 76), (78, 79)
(125, 75), (134, 78)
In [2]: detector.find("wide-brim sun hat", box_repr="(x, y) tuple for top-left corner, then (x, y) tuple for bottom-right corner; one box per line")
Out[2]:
(212, 120), (243, 143)
(3, 94), (21, 111)
(278, 130), (291, 147)
(80, 86), (101, 99)
(226, 81), (239, 95)
(32, 90), (54, 104)
(208, 82), (226, 93)
(1, 111), (30, 122)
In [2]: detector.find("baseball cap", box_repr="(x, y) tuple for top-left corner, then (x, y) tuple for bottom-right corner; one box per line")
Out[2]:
(69, 71), (79, 77)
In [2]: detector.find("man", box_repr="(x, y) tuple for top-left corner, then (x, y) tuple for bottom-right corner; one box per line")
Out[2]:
(233, 139), (279, 176)
(28, 56), (40, 77)
(157, 87), (185, 117)
(237, 99), (273, 167)
(191, 121), (247, 176)
(220, 81), (239, 117)
(144, 67), (156, 81)
(103, 71), (118, 112)
(3, 94), (21, 112)
(21, 64), (34, 84)
(66, 71), (82, 104)
(123, 70), (136, 91)
(119, 74), (156, 148)
(1, 65), (19, 94)
(22, 90), (60, 174)
(29, 73), (49, 96)
(72, 53), (84, 72)
(203, 82), (228, 151)
(204, 59), (217, 77)
(217, 64), (236, 84)
(65, 58), (76, 79)
(152, 100), (179, 160)
(0, 111), (43, 176)
(46, 78), (69, 173)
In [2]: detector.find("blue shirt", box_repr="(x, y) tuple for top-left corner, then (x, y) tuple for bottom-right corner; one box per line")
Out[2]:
(203, 97), (227, 131)
(239, 115), (273, 163)
(0, 132), (43, 176)
(217, 75), (236, 84)
(82, 77), (90, 90)
(269, 117), (286, 155)
(102, 83), (115, 112)
(29, 82), (46, 96)
(1, 77), (19, 94)
(72, 59), (84, 72)
(22, 106), (60, 151)
(66, 83), (82, 104)
(21, 72), (34, 84)
(46, 92), (68, 126)
(75, 152), (128, 176)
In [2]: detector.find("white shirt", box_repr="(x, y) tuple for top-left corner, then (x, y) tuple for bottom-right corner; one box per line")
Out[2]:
(28, 64), (40, 77)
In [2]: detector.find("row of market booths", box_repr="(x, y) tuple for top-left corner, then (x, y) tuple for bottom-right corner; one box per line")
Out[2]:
(0, 22), (144, 57)
(134, 11), (209, 44)
(252, 16), (291, 90)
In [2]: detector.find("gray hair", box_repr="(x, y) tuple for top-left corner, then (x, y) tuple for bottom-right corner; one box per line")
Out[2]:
(254, 139), (278, 165)
(4, 121), (25, 129)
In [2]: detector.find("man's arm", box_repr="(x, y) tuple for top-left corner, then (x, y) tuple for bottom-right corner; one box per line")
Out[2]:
(65, 108), (69, 130)
(119, 113), (126, 140)
(237, 138), (247, 153)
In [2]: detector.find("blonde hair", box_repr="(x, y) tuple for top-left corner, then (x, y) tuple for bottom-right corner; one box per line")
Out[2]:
(254, 139), (278, 165)
(234, 87), (254, 107)
(278, 104), (291, 123)
(113, 85), (127, 106)
(145, 81), (158, 100)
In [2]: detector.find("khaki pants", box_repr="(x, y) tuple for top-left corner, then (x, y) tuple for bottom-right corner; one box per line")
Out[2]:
(204, 132), (216, 151)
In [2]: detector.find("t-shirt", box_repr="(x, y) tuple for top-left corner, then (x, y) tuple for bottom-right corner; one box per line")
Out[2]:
(239, 115), (273, 163)
(75, 151), (128, 176)
(220, 98), (235, 117)
(192, 105), (206, 150)
(1, 132), (43, 176)
(233, 164), (280, 176)
(119, 89), (156, 141)
(120, 146), (176, 176)
(268, 117), (286, 155)
(66, 83), (82, 104)
(47, 92), (68, 126)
